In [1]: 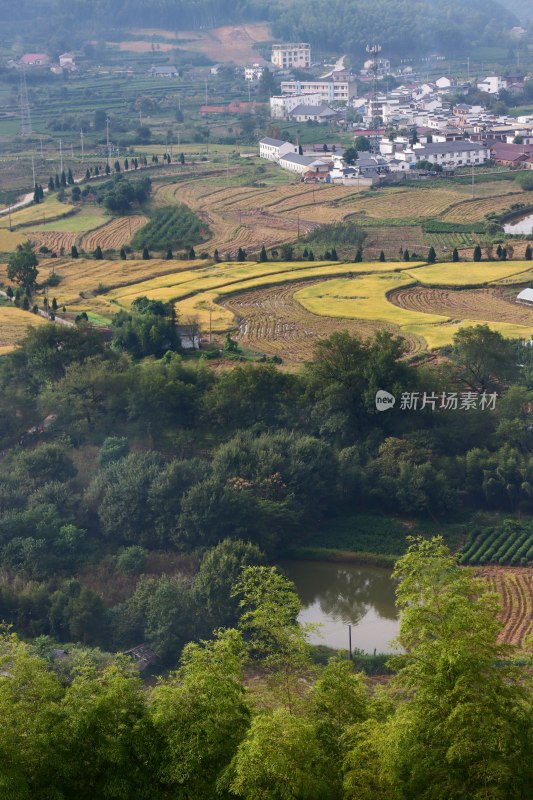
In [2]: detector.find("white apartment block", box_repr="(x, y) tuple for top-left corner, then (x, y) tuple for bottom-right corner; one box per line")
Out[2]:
(244, 64), (264, 81)
(271, 43), (311, 69)
(259, 137), (298, 161)
(270, 92), (324, 119)
(281, 78), (354, 104)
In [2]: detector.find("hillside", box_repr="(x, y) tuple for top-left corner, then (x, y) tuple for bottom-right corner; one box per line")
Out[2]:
(4, 0), (518, 57)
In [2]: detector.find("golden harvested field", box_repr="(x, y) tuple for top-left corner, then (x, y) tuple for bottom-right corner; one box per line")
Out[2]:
(294, 262), (533, 350)
(406, 261), (532, 286)
(0, 229), (30, 251)
(0, 197), (76, 230)
(390, 285), (533, 327)
(478, 567), (533, 649)
(223, 282), (424, 361)
(0, 305), (46, 352)
(441, 193), (525, 223)
(79, 215), (148, 252)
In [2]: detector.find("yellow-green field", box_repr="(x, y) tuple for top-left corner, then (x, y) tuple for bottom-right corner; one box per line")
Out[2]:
(0, 197), (76, 230)
(0, 305), (46, 353)
(295, 262), (533, 349)
(405, 261), (533, 287)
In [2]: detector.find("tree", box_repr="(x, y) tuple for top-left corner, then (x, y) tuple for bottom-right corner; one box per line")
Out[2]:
(427, 246), (436, 263)
(451, 324), (519, 392)
(165, 248), (173, 260)
(94, 245), (103, 260)
(60, 171), (67, 188)
(194, 538), (266, 632)
(114, 160), (121, 173)
(343, 146), (359, 165)
(403, 249), (410, 261)
(496, 243), (503, 259)
(473, 243), (482, 261)
(179, 152), (185, 165)
(227, 709), (333, 800)
(379, 250), (385, 262)
(259, 244), (268, 262)
(48, 176), (54, 192)
(188, 247), (195, 260)
(452, 246), (459, 262)
(237, 247), (246, 262)
(7, 242), (39, 293)
(33, 185), (41, 204)
(330, 248), (338, 261)
(124, 158), (129, 171)
(501, 246), (507, 261)
(151, 630), (250, 796)
(525, 244), (532, 261)
(58, 664), (158, 800)
(54, 174), (60, 190)
(142, 246), (150, 260)
(214, 248), (221, 263)
(67, 168), (74, 185)
(85, 168), (90, 181)
(120, 248), (127, 260)
(354, 135), (371, 151)
(378, 538), (533, 800)
(105, 164), (111, 176)
(354, 247), (363, 262)
(71, 245), (78, 259)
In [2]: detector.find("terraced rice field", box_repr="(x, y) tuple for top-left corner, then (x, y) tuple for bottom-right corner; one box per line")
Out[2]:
(390, 285), (533, 326)
(0, 197), (76, 229)
(406, 261), (532, 286)
(223, 282), (423, 361)
(79, 215), (148, 251)
(295, 262), (533, 349)
(478, 567), (533, 649)
(442, 193), (525, 223)
(0, 305), (46, 353)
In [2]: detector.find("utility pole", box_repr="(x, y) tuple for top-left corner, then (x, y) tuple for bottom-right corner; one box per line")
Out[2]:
(348, 625), (352, 659)
(80, 128), (84, 161)
(31, 153), (36, 188)
(59, 139), (63, 173)
(106, 117), (111, 165)
(471, 161), (475, 199)
(40, 137), (43, 157)
(297, 213), (300, 240)
(205, 80), (208, 106)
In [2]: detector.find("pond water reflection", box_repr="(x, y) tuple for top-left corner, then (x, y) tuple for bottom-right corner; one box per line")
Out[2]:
(280, 560), (400, 654)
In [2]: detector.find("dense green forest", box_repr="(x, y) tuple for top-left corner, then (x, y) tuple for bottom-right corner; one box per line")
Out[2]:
(0, 315), (533, 658)
(0, 539), (531, 799)
(1, 0), (519, 56)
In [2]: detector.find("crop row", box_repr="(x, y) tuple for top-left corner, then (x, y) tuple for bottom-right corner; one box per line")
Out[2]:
(459, 526), (533, 566)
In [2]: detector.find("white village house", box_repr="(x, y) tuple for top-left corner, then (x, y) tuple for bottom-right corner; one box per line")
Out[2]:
(258, 137), (298, 161)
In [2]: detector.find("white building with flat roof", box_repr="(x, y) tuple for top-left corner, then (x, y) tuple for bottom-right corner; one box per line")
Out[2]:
(272, 43), (311, 69)
(281, 77), (355, 104)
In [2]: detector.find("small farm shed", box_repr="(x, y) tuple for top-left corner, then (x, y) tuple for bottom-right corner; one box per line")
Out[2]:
(516, 288), (533, 306)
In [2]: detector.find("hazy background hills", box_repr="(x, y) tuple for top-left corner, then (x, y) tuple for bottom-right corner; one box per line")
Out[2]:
(1, 0), (524, 57)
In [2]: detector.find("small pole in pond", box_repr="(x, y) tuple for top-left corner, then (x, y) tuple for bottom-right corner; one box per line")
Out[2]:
(348, 625), (352, 660)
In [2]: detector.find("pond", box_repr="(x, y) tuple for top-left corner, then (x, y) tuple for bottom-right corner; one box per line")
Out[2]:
(503, 212), (533, 235)
(280, 560), (400, 654)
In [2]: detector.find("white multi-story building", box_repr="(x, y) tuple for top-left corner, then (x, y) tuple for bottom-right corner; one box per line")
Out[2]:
(403, 141), (490, 168)
(259, 137), (298, 161)
(281, 78), (355, 104)
(244, 64), (264, 81)
(270, 92), (324, 119)
(271, 43), (311, 69)
(477, 76), (507, 94)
